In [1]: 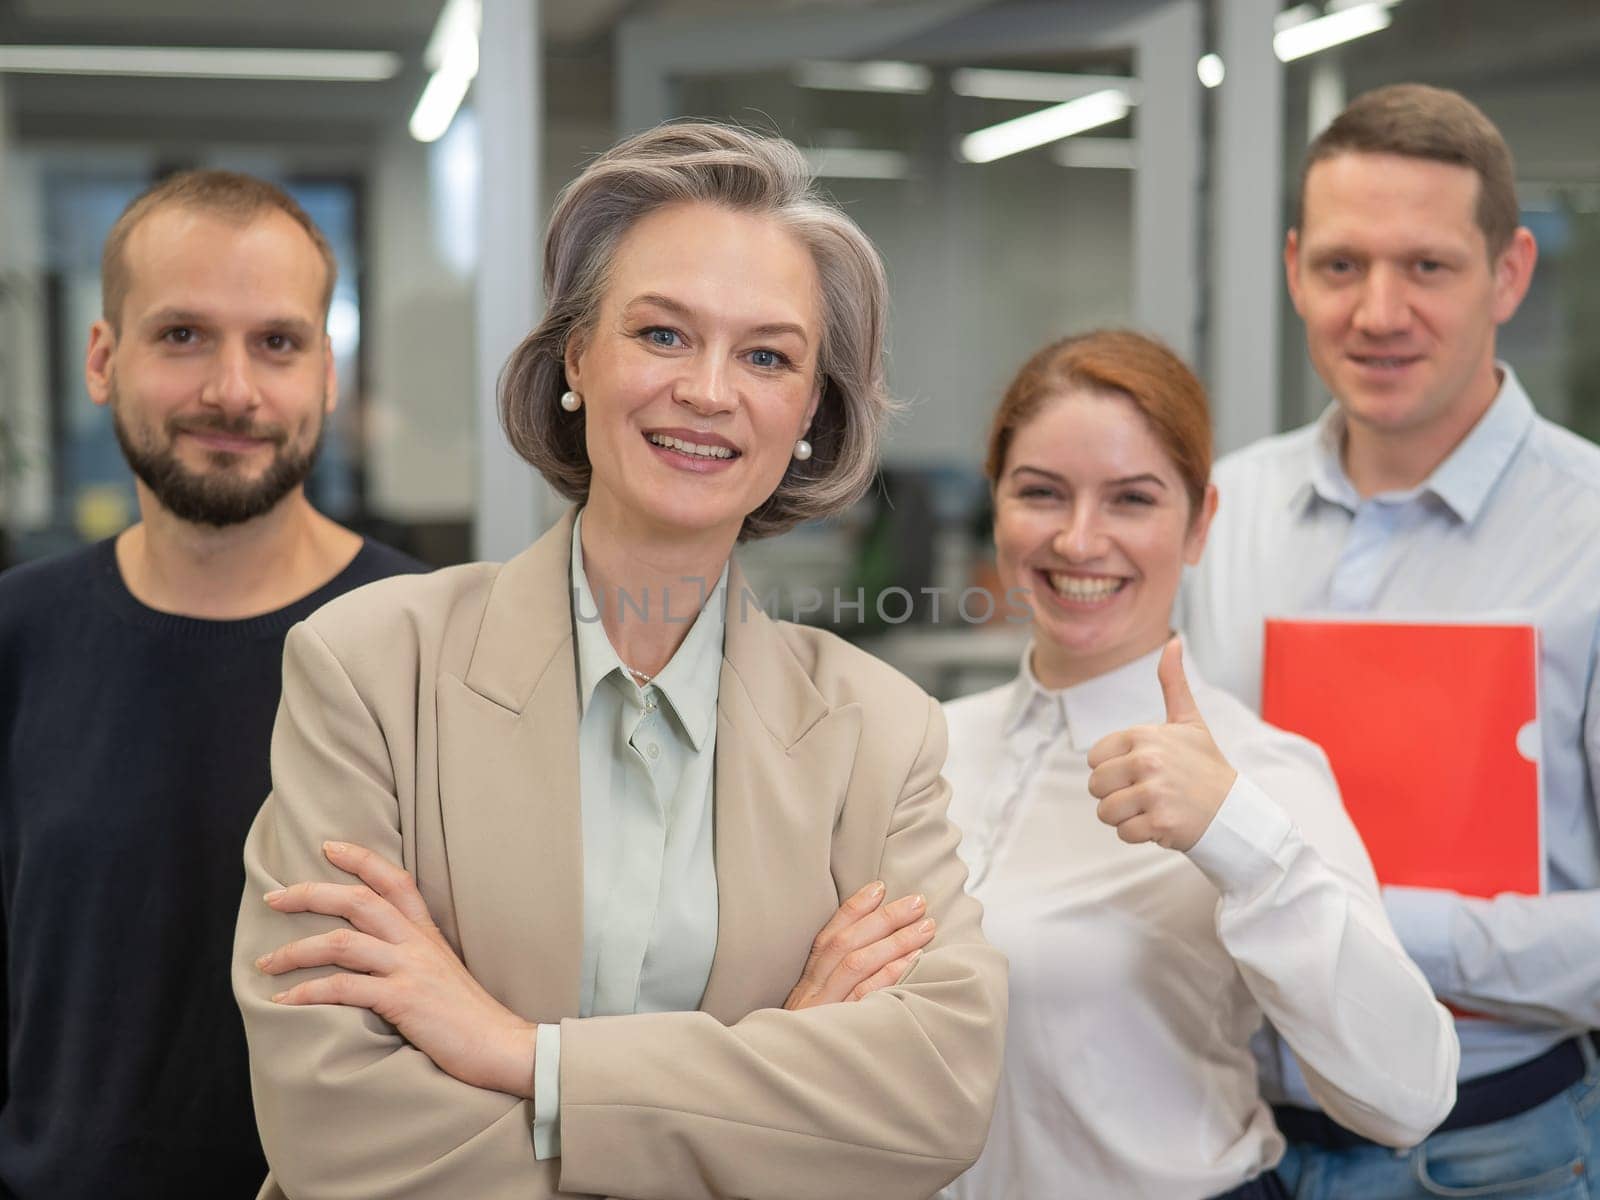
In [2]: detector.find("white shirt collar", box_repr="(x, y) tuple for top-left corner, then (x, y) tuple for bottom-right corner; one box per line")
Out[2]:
(1003, 640), (1173, 753)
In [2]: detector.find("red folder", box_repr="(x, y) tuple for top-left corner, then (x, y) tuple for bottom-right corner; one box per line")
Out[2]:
(1261, 617), (1542, 898)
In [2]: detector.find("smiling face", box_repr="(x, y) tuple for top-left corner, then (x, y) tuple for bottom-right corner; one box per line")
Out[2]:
(86, 205), (334, 527)
(564, 200), (822, 547)
(993, 389), (1215, 689)
(1286, 151), (1535, 456)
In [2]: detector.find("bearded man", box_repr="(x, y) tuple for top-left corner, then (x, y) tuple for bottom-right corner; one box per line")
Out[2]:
(0, 171), (420, 1198)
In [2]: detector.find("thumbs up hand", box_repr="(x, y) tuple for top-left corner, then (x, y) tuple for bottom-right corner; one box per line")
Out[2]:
(1086, 638), (1238, 852)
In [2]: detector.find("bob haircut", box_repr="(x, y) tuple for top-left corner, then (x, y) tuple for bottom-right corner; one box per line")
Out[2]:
(500, 121), (894, 541)
(985, 329), (1212, 521)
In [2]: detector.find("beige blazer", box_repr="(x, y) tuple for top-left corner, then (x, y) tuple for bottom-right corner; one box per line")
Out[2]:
(233, 510), (1007, 1200)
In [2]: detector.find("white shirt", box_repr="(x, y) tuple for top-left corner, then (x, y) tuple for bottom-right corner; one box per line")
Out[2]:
(1181, 365), (1600, 1088)
(531, 511), (725, 1157)
(940, 643), (1456, 1200)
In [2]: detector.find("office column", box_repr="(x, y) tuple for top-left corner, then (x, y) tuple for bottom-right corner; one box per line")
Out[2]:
(473, 0), (549, 560)
(1210, 0), (1283, 453)
(1132, 0), (1203, 364)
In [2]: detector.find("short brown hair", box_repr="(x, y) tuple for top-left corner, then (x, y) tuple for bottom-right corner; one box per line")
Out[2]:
(984, 329), (1211, 517)
(101, 169), (338, 330)
(1297, 83), (1519, 257)
(499, 121), (893, 542)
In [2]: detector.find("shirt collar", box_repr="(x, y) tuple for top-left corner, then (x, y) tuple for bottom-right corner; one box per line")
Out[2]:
(1424, 365), (1535, 523)
(569, 509), (726, 751)
(1301, 405), (1359, 512)
(1003, 639), (1175, 753)
(1299, 363), (1535, 523)
(1000, 646), (1059, 738)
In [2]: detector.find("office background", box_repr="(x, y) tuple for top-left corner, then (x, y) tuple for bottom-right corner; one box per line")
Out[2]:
(2, 0), (1596, 693)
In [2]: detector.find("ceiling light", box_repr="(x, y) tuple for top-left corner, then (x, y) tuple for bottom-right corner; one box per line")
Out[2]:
(1052, 138), (1136, 170)
(0, 45), (400, 81)
(410, 0), (480, 143)
(794, 60), (930, 94)
(951, 68), (1136, 104)
(1274, 3), (1393, 62)
(1196, 53), (1226, 88)
(959, 88), (1131, 164)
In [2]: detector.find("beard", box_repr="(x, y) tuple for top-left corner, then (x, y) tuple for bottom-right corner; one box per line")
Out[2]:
(110, 383), (327, 528)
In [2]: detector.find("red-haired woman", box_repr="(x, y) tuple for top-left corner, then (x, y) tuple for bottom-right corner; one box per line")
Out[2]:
(938, 330), (1458, 1199)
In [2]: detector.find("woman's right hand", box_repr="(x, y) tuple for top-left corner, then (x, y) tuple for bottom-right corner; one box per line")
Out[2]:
(784, 881), (936, 1010)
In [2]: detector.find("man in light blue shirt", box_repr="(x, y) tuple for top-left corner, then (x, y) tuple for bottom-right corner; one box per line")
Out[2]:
(1183, 83), (1600, 1198)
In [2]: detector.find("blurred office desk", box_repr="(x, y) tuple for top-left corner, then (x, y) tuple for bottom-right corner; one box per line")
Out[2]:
(857, 626), (1029, 703)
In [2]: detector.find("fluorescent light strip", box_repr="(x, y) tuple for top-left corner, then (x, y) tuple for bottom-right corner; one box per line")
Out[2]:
(794, 60), (930, 94)
(1052, 137), (1136, 170)
(959, 88), (1131, 164)
(0, 45), (400, 81)
(802, 147), (910, 180)
(411, 0), (480, 144)
(952, 68), (1136, 104)
(1274, 3), (1393, 62)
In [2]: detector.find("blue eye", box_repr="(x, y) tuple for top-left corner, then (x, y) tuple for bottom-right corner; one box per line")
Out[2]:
(749, 348), (787, 369)
(643, 327), (681, 347)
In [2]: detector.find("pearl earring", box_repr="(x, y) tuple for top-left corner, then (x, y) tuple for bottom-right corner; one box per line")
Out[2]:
(559, 390), (582, 412)
(793, 438), (813, 462)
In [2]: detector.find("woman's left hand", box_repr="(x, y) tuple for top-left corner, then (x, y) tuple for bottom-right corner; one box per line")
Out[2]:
(256, 841), (537, 1099)
(1086, 639), (1238, 852)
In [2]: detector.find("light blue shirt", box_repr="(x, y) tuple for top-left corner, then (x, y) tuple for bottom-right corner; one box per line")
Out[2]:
(1181, 365), (1600, 1090)
(531, 511), (724, 1157)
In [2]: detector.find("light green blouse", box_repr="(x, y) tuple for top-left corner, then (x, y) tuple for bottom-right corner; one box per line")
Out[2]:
(532, 511), (725, 1157)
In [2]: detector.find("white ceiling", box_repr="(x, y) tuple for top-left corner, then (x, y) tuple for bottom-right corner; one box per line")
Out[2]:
(0, 0), (931, 143)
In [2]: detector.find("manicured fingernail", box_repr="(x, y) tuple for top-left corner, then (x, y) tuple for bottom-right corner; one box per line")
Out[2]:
(905, 949), (923, 969)
(868, 880), (886, 902)
(917, 918), (936, 936)
(264, 889), (285, 903)
(909, 893), (926, 911)
(323, 841), (347, 855)
(270, 991), (287, 1003)
(255, 954), (271, 970)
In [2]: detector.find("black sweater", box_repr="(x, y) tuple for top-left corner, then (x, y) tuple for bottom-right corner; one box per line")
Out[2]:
(0, 537), (423, 1198)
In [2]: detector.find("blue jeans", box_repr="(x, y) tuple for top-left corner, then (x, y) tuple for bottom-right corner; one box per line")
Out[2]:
(1278, 1037), (1600, 1199)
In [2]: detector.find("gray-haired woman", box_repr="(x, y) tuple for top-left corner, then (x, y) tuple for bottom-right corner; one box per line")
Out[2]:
(232, 122), (1007, 1200)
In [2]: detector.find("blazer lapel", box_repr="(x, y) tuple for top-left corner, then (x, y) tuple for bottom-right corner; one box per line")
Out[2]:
(699, 563), (864, 1022)
(437, 509), (584, 1024)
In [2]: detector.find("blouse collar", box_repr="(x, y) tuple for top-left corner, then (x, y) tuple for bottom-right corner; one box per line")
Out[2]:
(1003, 639), (1174, 753)
(570, 509), (727, 751)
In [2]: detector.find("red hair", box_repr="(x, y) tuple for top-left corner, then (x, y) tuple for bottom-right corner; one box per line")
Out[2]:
(984, 329), (1211, 515)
